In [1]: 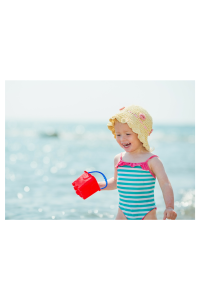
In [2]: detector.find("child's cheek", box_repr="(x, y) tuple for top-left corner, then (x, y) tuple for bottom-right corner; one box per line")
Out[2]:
(116, 137), (121, 144)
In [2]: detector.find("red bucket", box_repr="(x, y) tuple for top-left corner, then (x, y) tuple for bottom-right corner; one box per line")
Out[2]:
(72, 171), (108, 200)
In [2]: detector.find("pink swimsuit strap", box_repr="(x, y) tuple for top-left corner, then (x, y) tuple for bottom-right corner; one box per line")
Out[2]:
(116, 153), (159, 178)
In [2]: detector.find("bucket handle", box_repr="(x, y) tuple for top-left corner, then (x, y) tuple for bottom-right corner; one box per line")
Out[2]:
(88, 171), (108, 189)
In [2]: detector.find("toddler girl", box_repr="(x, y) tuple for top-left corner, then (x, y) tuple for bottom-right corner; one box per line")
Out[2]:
(98, 105), (177, 220)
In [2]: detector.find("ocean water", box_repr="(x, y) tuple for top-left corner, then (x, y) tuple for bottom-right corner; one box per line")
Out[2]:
(5, 121), (195, 220)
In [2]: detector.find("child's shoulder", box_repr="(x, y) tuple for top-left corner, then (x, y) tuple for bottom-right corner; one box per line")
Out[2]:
(148, 153), (164, 171)
(114, 152), (122, 165)
(148, 152), (161, 161)
(114, 152), (122, 159)
(148, 155), (167, 181)
(147, 153), (165, 178)
(147, 152), (161, 164)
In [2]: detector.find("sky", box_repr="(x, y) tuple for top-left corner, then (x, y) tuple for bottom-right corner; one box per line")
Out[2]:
(5, 80), (195, 125)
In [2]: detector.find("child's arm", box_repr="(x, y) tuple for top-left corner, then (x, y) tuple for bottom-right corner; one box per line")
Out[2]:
(150, 157), (177, 220)
(98, 154), (120, 191)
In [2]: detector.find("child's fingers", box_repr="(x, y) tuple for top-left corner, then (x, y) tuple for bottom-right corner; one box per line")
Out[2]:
(163, 211), (167, 220)
(170, 212), (177, 220)
(167, 211), (177, 220)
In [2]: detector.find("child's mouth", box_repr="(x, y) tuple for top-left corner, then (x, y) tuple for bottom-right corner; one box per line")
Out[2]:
(122, 143), (131, 148)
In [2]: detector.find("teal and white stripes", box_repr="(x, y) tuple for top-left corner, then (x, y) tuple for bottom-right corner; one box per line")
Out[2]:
(117, 165), (156, 220)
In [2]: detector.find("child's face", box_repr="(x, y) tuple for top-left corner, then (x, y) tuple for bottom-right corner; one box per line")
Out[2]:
(114, 120), (144, 152)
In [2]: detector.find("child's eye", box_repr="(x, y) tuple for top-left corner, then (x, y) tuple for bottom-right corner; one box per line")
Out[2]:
(126, 134), (131, 135)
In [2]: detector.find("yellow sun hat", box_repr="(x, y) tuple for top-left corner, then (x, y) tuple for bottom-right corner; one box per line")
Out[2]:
(107, 105), (154, 151)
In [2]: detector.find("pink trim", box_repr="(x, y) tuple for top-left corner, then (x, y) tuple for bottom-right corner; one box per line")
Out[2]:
(149, 129), (153, 136)
(115, 153), (158, 179)
(146, 155), (158, 162)
(142, 207), (157, 220)
(147, 168), (156, 179)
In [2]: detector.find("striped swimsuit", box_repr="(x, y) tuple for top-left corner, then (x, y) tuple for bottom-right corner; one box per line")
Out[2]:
(116, 153), (158, 220)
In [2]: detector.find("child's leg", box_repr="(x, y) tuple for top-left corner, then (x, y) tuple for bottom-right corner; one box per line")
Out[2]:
(115, 208), (127, 220)
(143, 208), (157, 220)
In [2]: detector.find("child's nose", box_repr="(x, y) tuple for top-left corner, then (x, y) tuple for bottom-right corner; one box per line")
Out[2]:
(120, 136), (127, 142)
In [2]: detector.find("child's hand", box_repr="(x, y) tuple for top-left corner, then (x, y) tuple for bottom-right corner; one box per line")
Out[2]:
(163, 208), (177, 220)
